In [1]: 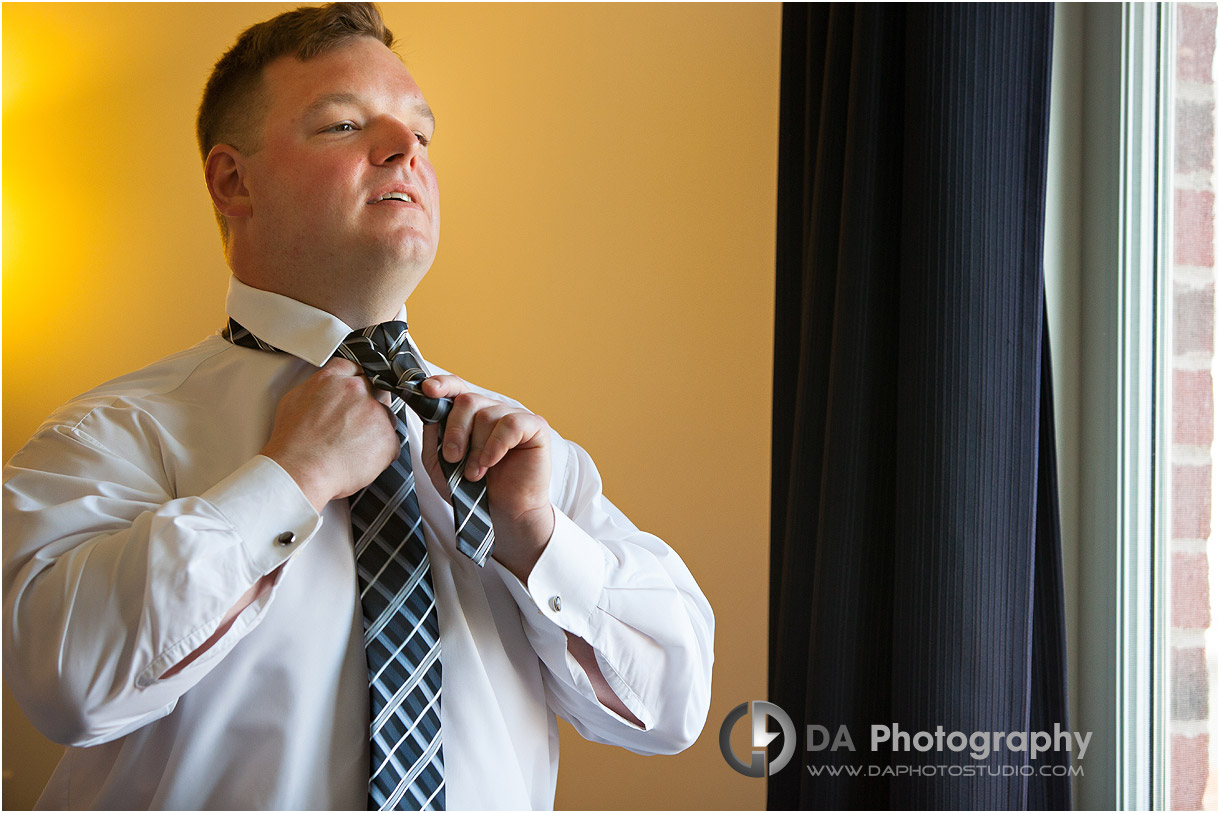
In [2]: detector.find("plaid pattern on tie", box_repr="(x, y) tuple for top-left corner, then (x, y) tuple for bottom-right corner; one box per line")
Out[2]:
(337, 324), (495, 566)
(348, 389), (445, 811)
(222, 318), (497, 810)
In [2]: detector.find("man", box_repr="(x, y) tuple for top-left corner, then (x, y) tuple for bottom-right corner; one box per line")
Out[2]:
(2, 3), (713, 809)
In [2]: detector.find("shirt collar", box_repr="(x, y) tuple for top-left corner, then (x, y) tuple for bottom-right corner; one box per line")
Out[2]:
(224, 276), (409, 368)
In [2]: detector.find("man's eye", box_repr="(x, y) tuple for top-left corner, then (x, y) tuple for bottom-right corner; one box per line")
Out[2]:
(414, 132), (431, 147)
(327, 122), (357, 133)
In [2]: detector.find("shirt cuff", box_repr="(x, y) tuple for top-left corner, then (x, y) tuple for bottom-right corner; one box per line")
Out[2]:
(202, 455), (322, 575)
(496, 507), (608, 640)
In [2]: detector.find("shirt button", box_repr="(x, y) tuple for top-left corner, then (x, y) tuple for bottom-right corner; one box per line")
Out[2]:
(548, 596), (562, 613)
(275, 531), (296, 546)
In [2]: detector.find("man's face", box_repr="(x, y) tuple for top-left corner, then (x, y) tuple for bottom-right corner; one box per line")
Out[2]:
(239, 36), (440, 306)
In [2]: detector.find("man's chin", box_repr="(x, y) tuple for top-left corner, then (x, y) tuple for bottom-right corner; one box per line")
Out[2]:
(369, 234), (436, 276)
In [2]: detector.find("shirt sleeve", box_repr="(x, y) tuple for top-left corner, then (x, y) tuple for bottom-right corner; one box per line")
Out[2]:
(2, 417), (321, 748)
(492, 435), (715, 755)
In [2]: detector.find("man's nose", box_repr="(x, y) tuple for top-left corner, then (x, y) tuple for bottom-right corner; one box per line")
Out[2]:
(372, 118), (421, 168)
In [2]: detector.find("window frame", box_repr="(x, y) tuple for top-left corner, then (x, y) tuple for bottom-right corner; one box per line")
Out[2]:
(1050, 3), (1176, 808)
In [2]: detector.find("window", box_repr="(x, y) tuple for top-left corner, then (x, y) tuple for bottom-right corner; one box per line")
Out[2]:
(1053, 3), (1218, 808)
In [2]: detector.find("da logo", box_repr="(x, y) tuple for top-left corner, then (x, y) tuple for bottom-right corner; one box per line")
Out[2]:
(718, 701), (796, 777)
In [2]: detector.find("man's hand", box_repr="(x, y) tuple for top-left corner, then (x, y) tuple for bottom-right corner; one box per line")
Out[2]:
(419, 375), (555, 581)
(160, 358), (397, 679)
(261, 358), (400, 513)
(421, 378), (641, 727)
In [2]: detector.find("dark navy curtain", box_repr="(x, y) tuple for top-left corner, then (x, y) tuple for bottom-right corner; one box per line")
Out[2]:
(768, 4), (1071, 809)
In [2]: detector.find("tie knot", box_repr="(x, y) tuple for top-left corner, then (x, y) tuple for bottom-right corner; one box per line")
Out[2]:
(357, 320), (410, 351)
(339, 322), (452, 425)
(341, 322), (425, 392)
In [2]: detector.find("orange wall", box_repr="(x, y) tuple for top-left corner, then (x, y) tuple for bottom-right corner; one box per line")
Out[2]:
(2, 3), (779, 809)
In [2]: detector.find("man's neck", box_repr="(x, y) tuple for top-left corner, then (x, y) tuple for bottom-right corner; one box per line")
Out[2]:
(230, 268), (412, 330)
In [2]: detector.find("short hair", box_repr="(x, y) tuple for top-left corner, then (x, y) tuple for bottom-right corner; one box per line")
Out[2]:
(196, 2), (395, 242)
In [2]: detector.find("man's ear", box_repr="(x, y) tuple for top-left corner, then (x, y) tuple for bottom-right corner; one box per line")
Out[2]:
(204, 144), (252, 220)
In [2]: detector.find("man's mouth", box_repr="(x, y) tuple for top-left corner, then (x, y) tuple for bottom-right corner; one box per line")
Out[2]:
(375, 192), (415, 204)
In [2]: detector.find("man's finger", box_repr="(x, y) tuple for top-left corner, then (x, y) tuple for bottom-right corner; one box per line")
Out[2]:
(420, 422), (451, 499)
(328, 358), (388, 403)
(465, 405), (518, 479)
(422, 374), (470, 399)
(321, 356), (361, 376)
(478, 412), (548, 470)
(443, 391), (496, 464)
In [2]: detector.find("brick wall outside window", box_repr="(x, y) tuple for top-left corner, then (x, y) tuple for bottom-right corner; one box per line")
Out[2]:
(1171, 4), (1218, 809)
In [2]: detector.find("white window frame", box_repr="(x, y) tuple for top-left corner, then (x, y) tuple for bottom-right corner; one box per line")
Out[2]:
(1047, 3), (1174, 808)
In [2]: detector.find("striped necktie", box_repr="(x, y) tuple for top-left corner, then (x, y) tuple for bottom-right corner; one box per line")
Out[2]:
(223, 318), (496, 810)
(337, 324), (495, 566)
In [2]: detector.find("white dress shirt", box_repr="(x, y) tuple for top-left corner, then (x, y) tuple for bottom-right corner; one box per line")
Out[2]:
(2, 278), (714, 810)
